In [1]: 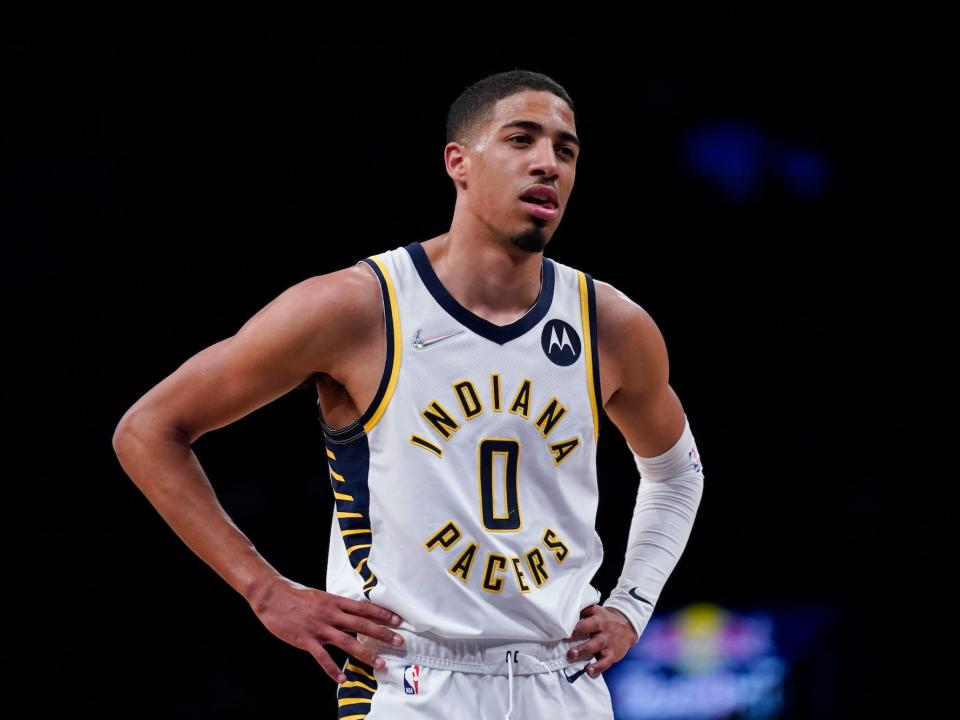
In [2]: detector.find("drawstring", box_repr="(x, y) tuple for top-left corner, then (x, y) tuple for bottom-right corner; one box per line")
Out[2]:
(504, 651), (516, 720)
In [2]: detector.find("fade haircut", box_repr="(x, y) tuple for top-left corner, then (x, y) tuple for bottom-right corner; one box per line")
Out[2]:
(446, 69), (575, 146)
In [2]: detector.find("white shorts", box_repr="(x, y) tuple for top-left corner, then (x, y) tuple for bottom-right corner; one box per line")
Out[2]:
(335, 628), (614, 720)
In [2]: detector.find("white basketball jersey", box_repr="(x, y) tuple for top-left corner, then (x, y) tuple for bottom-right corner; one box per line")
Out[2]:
(321, 241), (606, 642)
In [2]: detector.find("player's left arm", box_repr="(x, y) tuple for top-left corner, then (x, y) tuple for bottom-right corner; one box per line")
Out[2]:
(594, 280), (687, 455)
(566, 279), (703, 677)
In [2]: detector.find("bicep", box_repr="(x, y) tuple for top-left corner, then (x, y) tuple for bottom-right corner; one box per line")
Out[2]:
(597, 282), (687, 457)
(130, 334), (313, 444)
(119, 269), (374, 443)
(605, 379), (687, 458)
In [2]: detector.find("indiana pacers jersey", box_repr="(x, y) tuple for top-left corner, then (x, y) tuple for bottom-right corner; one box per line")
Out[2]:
(320, 241), (606, 642)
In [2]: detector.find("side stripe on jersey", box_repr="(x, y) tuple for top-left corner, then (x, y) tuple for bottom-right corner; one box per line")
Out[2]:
(337, 655), (378, 718)
(324, 432), (379, 597)
(578, 271), (603, 441)
(358, 255), (402, 434)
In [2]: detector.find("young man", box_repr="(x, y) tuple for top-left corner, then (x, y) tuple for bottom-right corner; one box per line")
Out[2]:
(113, 69), (705, 719)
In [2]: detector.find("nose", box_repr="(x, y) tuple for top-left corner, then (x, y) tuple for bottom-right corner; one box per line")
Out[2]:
(529, 136), (559, 178)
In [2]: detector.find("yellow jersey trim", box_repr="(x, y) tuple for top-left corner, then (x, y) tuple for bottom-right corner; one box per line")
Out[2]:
(578, 271), (600, 441)
(363, 255), (402, 433)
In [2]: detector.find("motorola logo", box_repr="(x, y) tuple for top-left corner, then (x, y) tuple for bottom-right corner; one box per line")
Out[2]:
(541, 319), (581, 367)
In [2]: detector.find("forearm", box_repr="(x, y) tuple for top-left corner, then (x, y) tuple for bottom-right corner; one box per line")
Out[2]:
(602, 414), (704, 642)
(113, 414), (280, 603)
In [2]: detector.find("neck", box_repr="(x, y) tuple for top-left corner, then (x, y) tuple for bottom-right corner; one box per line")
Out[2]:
(420, 227), (544, 327)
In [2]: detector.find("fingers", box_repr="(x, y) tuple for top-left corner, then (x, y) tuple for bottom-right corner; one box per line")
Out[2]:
(307, 641), (347, 684)
(566, 604), (638, 679)
(567, 604), (601, 638)
(336, 597), (405, 647)
(340, 597), (402, 628)
(324, 628), (386, 671)
(567, 636), (603, 663)
(567, 616), (601, 641)
(340, 613), (405, 647)
(586, 649), (616, 677)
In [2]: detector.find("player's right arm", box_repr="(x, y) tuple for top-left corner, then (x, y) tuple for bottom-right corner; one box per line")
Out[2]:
(111, 264), (402, 683)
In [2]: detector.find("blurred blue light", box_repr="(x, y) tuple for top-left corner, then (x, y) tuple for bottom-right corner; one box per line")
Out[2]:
(769, 144), (829, 197)
(682, 121), (828, 200)
(682, 122), (766, 201)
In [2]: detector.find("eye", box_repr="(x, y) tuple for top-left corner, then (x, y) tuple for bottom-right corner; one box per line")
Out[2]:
(509, 134), (532, 145)
(557, 146), (577, 159)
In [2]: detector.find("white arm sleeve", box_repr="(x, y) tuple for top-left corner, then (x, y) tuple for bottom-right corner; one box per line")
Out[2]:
(601, 414), (704, 644)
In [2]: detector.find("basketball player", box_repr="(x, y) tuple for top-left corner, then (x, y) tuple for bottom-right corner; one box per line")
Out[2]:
(113, 70), (705, 719)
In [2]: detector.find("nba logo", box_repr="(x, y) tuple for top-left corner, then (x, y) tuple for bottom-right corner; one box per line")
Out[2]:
(689, 446), (701, 473)
(403, 664), (421, 695)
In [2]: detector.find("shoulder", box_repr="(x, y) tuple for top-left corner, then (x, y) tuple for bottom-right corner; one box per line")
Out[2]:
(250, 263), (381, 330)
(299, 262), (383, 322)
(236, 262), (384, 374)
(593, 279), (661, 341)
(592, 278), (669, 401)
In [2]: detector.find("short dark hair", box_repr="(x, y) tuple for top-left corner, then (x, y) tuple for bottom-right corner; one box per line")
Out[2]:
(446, 69), (575, 145)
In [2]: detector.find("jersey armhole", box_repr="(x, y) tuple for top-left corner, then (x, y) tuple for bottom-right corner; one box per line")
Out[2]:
(317, 254), (402, 442)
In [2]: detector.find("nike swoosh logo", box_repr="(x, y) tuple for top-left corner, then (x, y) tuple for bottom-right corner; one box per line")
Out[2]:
(413, 328), (464, 349)
(563, 666), (588, 683)
(629, 587), (653, 606)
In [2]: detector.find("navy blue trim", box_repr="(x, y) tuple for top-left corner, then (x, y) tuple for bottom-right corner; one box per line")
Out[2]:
(317, 404), (365, 443)
(324, 432), (379, 596)
(404, 241), (555, 346)
(584, 272), (606, 434)
(316, 257), (395, 440)
(338, 656), (378, 714)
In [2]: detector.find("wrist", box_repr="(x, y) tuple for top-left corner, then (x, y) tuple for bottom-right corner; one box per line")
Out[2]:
(601, 593), (651, 646)
(240, 564), (286, 610)
(606, 606), (639, 644)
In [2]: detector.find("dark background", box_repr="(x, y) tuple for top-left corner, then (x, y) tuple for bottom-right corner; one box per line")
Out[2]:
(5, 2), (952, 717)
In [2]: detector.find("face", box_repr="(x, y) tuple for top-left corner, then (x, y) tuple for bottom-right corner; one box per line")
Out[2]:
(446, 90), (579, 253)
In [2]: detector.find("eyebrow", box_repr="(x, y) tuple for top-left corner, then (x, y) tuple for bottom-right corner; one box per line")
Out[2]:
(500, 120), (581, 148)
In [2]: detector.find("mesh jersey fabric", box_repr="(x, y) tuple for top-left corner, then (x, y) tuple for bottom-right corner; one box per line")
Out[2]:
(321, 241), (607, 642)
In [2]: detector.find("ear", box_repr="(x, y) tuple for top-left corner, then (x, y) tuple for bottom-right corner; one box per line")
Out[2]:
(444, 141), (469, 185)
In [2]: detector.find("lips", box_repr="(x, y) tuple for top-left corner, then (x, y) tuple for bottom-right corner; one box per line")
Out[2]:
(520, 201), (559, 221)
(519, 185), (560, 221)
(519, 185), (560, 210)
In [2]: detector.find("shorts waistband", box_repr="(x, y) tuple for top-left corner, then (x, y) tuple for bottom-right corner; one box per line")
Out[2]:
(358, 628), (583, 675)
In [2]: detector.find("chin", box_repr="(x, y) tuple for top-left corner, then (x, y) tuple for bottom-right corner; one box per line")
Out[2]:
(509, 225), (551, 253)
